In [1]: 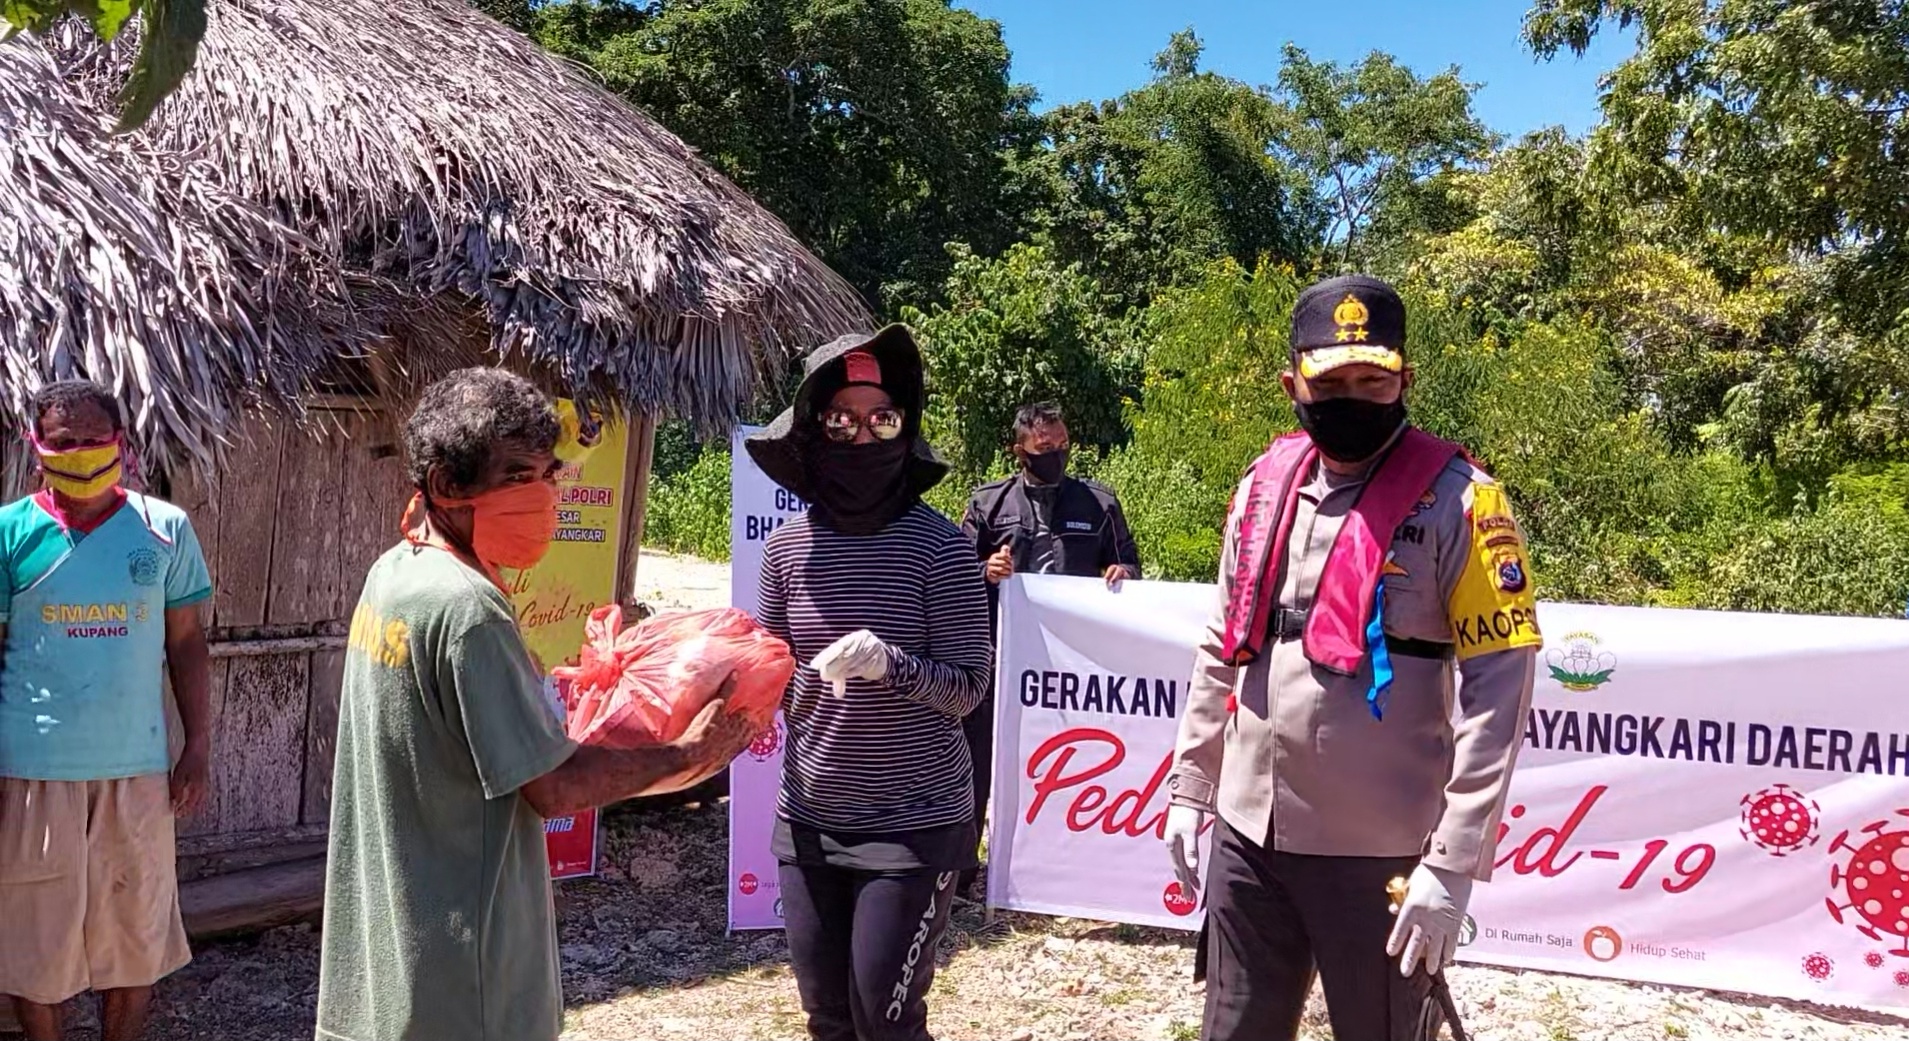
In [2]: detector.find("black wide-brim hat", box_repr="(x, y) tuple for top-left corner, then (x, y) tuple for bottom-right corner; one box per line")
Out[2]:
(743, 324), (950, 503)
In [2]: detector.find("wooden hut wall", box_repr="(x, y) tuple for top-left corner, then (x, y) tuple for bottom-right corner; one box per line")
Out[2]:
(165, 409), (411, 871)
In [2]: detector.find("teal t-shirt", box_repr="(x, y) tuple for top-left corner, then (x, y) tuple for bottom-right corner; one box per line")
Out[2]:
(316, 543), (576, 1041)
(0, 492), (213, 780)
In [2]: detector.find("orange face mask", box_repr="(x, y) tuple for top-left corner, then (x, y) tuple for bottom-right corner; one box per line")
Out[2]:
(403, 480), (559, 578)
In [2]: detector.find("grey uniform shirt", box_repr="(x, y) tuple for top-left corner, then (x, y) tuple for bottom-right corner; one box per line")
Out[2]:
(1168, 451), (1541, 881)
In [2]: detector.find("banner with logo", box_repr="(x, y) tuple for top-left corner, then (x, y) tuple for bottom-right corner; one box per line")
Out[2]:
(504, 400), (632, 881)
(728, 425), (805, 929)
(990, 573), (1909, 1015)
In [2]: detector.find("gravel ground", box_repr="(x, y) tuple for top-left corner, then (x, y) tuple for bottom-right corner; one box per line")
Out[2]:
(26, 549), (1903, 1040)
(106, 799), (1909, 1041)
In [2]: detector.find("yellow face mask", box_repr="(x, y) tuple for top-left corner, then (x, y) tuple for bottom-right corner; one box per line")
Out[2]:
(37, 440), (124, 500)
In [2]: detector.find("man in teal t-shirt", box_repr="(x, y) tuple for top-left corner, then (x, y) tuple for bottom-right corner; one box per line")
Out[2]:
(315, 369), (761, 1041)
(0, 380), (214, 1041)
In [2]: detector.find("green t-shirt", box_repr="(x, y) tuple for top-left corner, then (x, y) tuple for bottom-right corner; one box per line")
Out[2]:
(315, 544), (576, 1041)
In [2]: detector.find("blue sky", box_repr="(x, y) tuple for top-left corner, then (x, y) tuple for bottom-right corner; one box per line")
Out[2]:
(960, 0), (1635, 138)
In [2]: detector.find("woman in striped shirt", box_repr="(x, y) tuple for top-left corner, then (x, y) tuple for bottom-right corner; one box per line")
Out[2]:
(745, 325), (992, 1041)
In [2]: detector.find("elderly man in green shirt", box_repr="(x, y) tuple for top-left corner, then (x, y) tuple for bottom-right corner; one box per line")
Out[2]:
(315, 369), (757, 1041)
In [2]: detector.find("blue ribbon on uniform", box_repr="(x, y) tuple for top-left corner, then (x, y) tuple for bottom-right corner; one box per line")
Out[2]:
(1364, 577), (1392, 721)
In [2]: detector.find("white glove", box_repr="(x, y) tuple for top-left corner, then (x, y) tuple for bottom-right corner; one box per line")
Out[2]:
(809, 629), (892, 697)
(1163, 804), (1207, 899)
(1385, 863), (1473, 976)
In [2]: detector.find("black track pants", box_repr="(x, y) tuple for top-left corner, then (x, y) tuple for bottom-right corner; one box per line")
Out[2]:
(1199, 818), (1437, 1041)
(779, 862), (958, 1041)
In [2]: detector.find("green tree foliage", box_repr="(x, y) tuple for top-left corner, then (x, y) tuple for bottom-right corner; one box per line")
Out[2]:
(1009, 31), (1317, 309)
(1523, 0), (1909, 480)
(1093, 261), (1297, 579)
(516, 8), (1909, 617)
(1273, 44), (1496, 272)
(1525, 0), (1909, 256)
(501, 0), (1026, 304)
(902, 243), (1139, 471)
(3, 0), (206, 130)
(643, 445), (734, 561)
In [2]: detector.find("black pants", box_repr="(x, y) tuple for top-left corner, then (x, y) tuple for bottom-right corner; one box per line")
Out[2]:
(779, 862), (958, 1041)
(956, 692), (993, 897)
(1200, 818), (1436, 1041)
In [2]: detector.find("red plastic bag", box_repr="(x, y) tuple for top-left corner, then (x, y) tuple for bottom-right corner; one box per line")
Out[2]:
(553, 605), (794, 748)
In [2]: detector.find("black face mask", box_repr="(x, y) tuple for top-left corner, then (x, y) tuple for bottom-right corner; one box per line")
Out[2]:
(1021, 447), (1069, 485)
(806, 437), (914, 535)
(1294, 396), (1407, 463)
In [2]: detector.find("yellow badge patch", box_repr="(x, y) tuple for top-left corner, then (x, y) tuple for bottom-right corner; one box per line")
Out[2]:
(1447, 483), (1541, 660)
(1333, 293), (1371, 342)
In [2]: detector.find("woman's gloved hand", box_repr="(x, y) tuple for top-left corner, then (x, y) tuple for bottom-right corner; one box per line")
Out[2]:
(809, 630), (892, 697)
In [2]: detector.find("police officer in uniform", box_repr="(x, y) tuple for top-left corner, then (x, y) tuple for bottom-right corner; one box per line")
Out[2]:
(1163, 275), (1540, 1041)
(957, 401), (1141, 897)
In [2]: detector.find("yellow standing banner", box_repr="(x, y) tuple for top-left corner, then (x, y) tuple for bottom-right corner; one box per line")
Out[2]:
(504, 399), (632, 880)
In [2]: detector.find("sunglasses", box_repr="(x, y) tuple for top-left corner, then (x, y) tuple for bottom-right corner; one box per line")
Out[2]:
(820, 407), (905, 443)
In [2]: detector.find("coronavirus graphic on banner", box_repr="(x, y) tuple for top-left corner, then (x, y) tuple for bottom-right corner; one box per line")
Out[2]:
(748, 718), (784, 762)
(1826, 809), (1909, 956)
(1740, 783), (1821, 855)
(1803, 952), (1835, 981)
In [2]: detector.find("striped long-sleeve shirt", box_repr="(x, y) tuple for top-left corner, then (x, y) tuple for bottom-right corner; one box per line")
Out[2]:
(756, 504), (993, 838)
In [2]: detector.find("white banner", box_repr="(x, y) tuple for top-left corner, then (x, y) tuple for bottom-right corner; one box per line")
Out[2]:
(727, 426), (803, 930)
(987, 574), (1218, 928)
(988, 573), (1909, 1015)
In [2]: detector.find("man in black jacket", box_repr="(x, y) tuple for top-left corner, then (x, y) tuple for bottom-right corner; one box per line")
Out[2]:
(954, 402), (1142, 897)
(963, 403), (1140, 591)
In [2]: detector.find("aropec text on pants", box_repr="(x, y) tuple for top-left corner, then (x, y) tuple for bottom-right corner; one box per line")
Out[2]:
(886, 872), (953, 1022)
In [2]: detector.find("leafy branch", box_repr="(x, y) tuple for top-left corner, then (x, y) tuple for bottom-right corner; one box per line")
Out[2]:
(0, 0), (206, 131)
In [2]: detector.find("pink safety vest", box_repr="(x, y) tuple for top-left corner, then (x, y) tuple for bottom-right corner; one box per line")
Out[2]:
(1219, 427), (1463, 674)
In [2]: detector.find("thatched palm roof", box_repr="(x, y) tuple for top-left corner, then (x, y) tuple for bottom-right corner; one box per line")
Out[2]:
(6, 0), (868, 474)
(1, 38), (342, 473)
